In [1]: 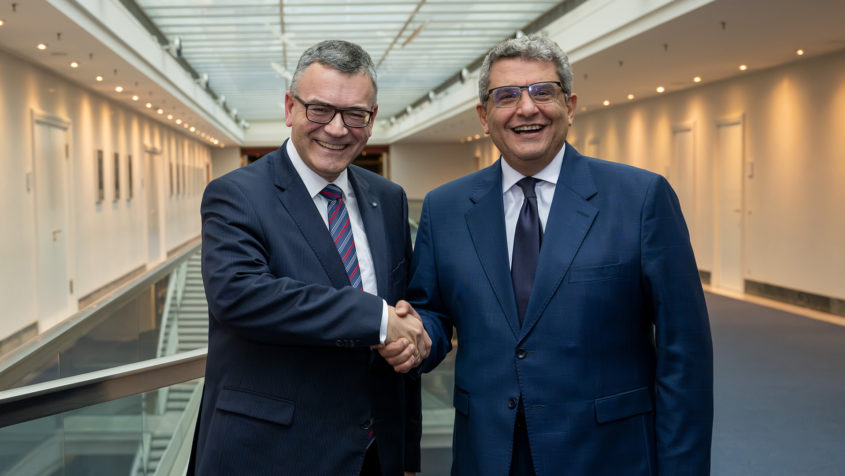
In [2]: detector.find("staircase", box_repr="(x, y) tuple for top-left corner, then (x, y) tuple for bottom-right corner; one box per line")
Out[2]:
(133, 251), (208, 475)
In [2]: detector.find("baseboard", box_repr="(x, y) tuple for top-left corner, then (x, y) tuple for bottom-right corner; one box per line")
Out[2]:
(0, 322), (38, 359)
(77, 265), (147, 310)
(745, 280), (845, 318)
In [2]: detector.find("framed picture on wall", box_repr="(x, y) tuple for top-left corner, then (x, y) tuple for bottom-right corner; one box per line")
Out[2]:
(96, 150), (105, 203)
(113, 152), (120, 201)
(127, 154), (133, 200)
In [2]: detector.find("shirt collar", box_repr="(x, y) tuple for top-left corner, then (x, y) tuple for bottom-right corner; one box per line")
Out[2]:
(500, 142), (566, 194)
(286, 139), (352, 198)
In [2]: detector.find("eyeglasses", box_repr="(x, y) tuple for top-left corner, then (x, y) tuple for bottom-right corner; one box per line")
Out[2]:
(293, 95), (373, 128)
(485, 81), (567, 108)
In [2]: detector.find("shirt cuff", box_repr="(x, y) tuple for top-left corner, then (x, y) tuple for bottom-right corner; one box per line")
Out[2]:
(379, 299), (388, 344)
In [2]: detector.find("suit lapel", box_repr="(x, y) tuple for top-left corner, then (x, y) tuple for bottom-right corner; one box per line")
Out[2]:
(348, 167), (389, 298)
(272, 143), (350, 289)
(520, 144), (598, 338)
(465, 161), (520, 338)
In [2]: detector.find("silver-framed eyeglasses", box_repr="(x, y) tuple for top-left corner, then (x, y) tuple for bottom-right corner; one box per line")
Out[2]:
(485, 81), (567, 108)
(293, 95), (374, 128)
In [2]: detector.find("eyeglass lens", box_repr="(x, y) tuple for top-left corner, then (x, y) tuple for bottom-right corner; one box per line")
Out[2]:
(306, 104), (371, 127)
(489, 82), (562, 107)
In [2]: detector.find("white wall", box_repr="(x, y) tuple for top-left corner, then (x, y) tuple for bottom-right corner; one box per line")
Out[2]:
(211, 146), (242, 179)
(568, 49), (845, 300)
(389, 142), (480, 200)
(0, 49), (210, 341)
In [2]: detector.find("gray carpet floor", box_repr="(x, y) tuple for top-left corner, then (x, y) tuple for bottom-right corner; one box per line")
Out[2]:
(420, 292), (845, 475)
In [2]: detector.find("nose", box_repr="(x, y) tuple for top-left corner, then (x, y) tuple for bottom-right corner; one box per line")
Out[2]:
(323, 111), (348, 137)
(515, 90), (539, 116)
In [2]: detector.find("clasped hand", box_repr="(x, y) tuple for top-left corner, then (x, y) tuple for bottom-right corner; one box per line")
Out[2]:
(374, 300), (431, 373)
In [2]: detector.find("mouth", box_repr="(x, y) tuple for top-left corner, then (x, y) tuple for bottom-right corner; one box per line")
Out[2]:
(315, 139), (347, 151)
(511, 124), (545, 135)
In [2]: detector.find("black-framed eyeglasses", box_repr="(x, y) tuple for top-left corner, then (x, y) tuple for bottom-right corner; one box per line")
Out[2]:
(485, 81), (567, 108)
(293, 95), (374, 128)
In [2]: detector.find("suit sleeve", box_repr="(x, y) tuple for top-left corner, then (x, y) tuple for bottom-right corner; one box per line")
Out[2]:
(640, 175), (714, 474)
(407, 194), (454, 373)
(200, 176), (383, 347)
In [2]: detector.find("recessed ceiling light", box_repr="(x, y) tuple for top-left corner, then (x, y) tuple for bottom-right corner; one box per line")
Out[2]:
(183, 123), (189, 128)
(95, 75), (103, 82)
(602, 100), (610, 106)
(70, 61), (79, 68)
(167, 114), (173, 120)
(176, 119), (182, 125)
(474, 134), (481, 140)
(145, 102), (152, 108)
(37, 43), (47, 50)
(114, 86), (124, 93)
(0, 19), (6, 27)
(796, 49), (805, 56)
(156, 108), (164, 114)
(693, 76), (702, 83)
(739, 64), (748, 71)
(656, 86), (665, 93)
(466, 135), (473, 142)
(189, 126), (196, 132)
(132, 95), (139, 101)
(627, 94), (635, 100)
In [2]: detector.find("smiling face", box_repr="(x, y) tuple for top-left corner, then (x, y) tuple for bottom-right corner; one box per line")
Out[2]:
(284, 62), (377, 182)
(477, 58), (577, 176)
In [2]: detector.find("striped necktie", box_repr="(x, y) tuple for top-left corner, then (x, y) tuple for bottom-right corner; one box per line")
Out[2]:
(320, 184), (363, 290)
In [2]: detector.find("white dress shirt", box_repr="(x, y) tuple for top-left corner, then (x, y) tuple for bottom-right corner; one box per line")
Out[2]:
(501, 144), (566, 267)
(286, 140), (388, 343)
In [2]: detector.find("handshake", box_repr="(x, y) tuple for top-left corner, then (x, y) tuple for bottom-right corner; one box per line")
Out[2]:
(375, 300), (431, 373)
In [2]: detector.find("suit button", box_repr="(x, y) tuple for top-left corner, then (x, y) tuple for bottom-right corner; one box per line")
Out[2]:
(516, 349), (527, 359)
(360, 417), (374, 430)
(507, 398), (517, 410)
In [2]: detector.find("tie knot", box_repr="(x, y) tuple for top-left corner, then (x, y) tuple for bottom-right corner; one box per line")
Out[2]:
(320, 184), (343, 201)
(516, 177), (539, 199)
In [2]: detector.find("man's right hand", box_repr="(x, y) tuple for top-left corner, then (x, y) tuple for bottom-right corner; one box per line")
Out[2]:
(379, 300), (431, 373)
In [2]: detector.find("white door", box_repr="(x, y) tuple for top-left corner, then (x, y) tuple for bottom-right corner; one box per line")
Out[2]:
(145, 149), (163, 264)
(33, 114), (73, 328)
(715, 118), (744, 293)
(670, 126), (695, 236)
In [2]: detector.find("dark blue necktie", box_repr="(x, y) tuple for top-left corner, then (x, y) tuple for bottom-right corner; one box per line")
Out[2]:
(511, 177), (542, 325)
(319, 184), (363, 290)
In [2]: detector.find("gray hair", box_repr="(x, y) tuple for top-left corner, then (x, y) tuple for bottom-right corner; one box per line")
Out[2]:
(478, 34), (572, 105)
(289, 40), (378, 102)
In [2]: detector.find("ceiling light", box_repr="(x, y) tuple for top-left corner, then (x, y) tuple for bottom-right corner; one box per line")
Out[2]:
(156, 108), (164, 114)
(37, 43), (47, 50)
(145, 102), (152, 108)
(796, 49), (805, 56)
(627, 94), (635, 100)
(693, 76), (702, 83)
(189, 126), (196, 132)
(739, 64), (748, 71)
(132, 95), (139, 101)
(602, 100), (610, 106)
(473, 134), (480, 140)
(70, 61), (79, 68)
(656, 86), (665, 93)
(183, 123), (189, 128)
(167, 114), (173, 120)
(96, 75), (103, 82)
(0, 19), (5, 27)
(114, 86), (124, 93)
(176, 119), (182, 125)
(466, 135), (473, 142)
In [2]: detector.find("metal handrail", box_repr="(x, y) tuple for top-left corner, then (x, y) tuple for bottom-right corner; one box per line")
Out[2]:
(0, 239), (201, 390)
(0, 347), (206, 428)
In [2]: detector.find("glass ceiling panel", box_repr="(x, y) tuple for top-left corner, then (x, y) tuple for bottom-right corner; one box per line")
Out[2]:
(134, 0), (560, 120)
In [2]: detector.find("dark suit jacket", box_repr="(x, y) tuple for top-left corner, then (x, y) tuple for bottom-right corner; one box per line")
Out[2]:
(190, 141), (420, 475)
(409, 143), (713, 475)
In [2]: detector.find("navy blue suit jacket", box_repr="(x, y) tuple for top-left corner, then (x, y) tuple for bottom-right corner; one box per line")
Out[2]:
(409, 143), (713, 475)
(191, 142), (420, 475)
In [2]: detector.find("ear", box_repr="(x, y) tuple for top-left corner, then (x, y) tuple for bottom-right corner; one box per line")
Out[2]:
(284, 92), (295, 127)
(476, 102), (489, 134)
(566, 93), (578, 126)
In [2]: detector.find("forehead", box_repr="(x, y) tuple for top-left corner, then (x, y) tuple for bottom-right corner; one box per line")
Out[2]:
(488, 58), (559, 88)
(297, 62), (375, 107)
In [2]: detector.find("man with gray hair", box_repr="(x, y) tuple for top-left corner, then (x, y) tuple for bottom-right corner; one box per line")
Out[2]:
(190, 39), (427, 475)
(403, 34), (713, 474)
